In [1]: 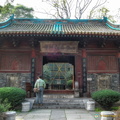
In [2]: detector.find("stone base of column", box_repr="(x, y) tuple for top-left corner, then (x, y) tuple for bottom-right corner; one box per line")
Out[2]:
(83, 92), (88, 97)
(74, 90), (80, 98)
(22, 102), (31, 112)
(5, 111), (16, 120)
(101, 111), (115, 120)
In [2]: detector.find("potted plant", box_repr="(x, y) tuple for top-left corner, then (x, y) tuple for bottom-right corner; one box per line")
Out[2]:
(0, 99), (11, 120)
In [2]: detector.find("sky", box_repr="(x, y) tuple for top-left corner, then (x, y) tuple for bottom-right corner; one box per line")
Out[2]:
(1, 0), (120, 23)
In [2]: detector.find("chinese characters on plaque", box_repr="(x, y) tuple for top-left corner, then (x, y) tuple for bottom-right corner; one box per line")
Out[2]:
(40, 41), (78, 53)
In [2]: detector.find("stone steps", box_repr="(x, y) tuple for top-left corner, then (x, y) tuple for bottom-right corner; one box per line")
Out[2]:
(33, 102), (85, 109)
(33, 104), (84, 109)
(33, 98), (84, 109)
(43, 94), (74, 98)
(25, 95), (92, 109)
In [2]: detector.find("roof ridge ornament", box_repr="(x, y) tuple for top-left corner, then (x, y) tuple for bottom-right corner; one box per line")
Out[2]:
(103, 16), (108, 22)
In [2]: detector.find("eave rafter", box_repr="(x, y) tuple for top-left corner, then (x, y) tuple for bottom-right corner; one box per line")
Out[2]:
(0, 32), (120, 39)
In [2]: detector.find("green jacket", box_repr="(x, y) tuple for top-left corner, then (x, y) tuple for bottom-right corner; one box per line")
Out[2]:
(34, 79), (46, 89)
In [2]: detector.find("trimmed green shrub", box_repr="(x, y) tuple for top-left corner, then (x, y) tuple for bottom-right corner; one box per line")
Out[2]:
(91, 89), (120, 110)
(0, 87), (26, 109)
(66, 80), (73, 89)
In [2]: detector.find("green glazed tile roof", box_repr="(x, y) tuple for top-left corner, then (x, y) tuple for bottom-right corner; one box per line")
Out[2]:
(0, 15), (120, 36)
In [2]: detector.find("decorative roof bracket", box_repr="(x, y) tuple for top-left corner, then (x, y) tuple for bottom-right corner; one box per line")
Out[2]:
(97, 39), (107, 48)
(12, 38), (20, 47)
(78, 39), (88, 48)
(29, 38), (38, 48)
(114, 40), (120, 48)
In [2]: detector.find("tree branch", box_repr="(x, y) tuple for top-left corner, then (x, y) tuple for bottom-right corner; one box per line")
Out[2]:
(89, 0), (107, 19)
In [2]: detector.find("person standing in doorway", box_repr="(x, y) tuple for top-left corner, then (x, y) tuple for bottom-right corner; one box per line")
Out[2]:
(34, 75), (46, 106)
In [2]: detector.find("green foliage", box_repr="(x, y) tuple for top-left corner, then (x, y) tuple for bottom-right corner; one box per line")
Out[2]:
(95, 106), (119, 111)
(0, 3), (34, 22)
(111, 106), (120, 111)
(0, 99), (11, 113)
(43, 63), (73, 85)
(13, 4), (34, 18)
(88, 7), (116, 23)
(91, 89), (120, 110)
(43, 64), (52, 83)
(95, 107), (103, 112)
(0, 87), (26, 109)
(66, 80), (73, 89)
(65, 70), (73, 81)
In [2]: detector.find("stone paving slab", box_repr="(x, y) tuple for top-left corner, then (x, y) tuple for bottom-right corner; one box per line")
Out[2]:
(16, 109), (98, 120)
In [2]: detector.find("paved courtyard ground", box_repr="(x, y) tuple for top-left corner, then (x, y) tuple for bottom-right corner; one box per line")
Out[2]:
(16, 109), (101, 120)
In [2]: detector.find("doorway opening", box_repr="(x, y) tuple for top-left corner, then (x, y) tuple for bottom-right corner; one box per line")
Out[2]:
(43, 55), (75, 90)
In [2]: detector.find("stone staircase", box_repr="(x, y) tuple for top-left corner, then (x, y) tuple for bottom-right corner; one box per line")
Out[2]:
(26, 94), (92, 109)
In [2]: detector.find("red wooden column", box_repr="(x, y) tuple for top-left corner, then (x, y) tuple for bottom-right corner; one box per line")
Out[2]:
(82, 49), (87, 93)
(118, 52), (120, 92)
(75, 53), (82, 89)
(74, 53), (82, 97)
(36, 53), (43, 78)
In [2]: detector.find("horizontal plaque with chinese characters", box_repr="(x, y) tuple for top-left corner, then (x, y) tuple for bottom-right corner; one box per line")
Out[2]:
(40, 41), (78, 53)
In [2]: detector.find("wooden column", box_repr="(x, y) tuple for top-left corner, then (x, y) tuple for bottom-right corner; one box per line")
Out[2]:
(31, 48), (36, 87)
(36, 53), (43, 77)
(75, 54), (82, 90)
(74, 53), (82, 97)
(82, 49), (87, 93)
(118, 52), (120, 92)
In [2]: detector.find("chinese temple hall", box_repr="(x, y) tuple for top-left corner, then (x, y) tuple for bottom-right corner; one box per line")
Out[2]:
(0, 15), (120, 97)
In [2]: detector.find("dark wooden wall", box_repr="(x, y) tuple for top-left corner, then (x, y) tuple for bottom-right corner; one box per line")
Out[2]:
(0, 53), (31, 72)
(87, 51), (118, 73)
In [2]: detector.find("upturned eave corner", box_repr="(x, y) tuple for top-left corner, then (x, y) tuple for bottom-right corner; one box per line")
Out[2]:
(0, 14), (14, 29)
(103, 16), (120, 31)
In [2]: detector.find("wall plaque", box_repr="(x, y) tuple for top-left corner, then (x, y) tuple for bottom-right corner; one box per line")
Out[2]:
(40, 41), (78, 53)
